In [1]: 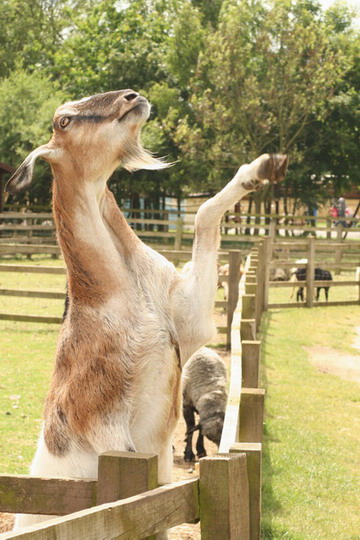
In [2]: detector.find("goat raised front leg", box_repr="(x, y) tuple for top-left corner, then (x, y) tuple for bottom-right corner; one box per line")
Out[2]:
(173, 154), (288, 361)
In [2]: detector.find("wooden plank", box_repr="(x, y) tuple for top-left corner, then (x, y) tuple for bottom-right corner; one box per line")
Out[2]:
(306, 239), (315, 308)
(130, 231), (175, 238)
(269, 280), (360, 288)
(97, 451), (158, 504)
(230, 443), (262, 540)
(97, 452), (158, 540)
(0, 265), (65, 274)
(200, 454), (250, 540)
(240, 319), (257, 341)
(0, 475), (97, 515)
(273, 261), (358, 269)
(239, 388), (265, 444)
(245, 281), (257, 295)
(0, 314), (62, 324)
(0, 289), (66, 299)
(226, 251), (242, 348)
(268, 300), (360, 309)
(242, 294), (256, 319)
(0, 213), (53, 219)
(242, 341), (261, 388)
(217, 326), (228, 334)
(263, 237), (272, 311)
(1, 478), (199, 540)
(313, 300), (360, 307)
(125, 218), (173, 226)
(267, 302), (306, 309)
(0, 237), (57, 246)
(0, 244), (60, 255)
(174, 218), (183, 251)
(219, 272), (244, 453)
(0, 225), (55, 231)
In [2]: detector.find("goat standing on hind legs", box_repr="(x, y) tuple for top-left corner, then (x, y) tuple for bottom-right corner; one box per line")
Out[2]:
(6, 89), (288, 536)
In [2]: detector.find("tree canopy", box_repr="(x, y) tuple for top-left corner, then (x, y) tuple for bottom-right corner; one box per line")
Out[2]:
(1, 0), (359, 211)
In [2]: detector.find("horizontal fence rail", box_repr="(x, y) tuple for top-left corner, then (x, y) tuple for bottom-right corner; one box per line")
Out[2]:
(1, 211), (359, 255)
(0, 251), (242, 336)
(0, 451), (250, 539)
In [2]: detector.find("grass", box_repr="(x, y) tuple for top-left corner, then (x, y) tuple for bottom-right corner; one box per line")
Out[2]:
(0, 256), (64, 473)
(261, 305), (360, 539)
(1, 255), (360, 539)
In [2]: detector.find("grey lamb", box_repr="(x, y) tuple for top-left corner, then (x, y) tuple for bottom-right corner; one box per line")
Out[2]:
(182, 347), (228, 462)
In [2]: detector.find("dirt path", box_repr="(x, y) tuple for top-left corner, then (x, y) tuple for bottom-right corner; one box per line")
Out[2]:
(305, 327), (360, 384)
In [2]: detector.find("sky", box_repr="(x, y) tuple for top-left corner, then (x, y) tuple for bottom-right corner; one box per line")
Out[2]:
(319, 0), (360, 26)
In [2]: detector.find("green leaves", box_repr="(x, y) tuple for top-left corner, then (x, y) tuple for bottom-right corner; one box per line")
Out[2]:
(0, 0), (358, 207)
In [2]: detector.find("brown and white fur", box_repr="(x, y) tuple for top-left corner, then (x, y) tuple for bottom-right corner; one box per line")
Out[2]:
(6, 89), (288, 533)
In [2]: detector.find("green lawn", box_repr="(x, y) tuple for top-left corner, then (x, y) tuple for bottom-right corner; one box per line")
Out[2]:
(1, 256), (360, 539)
(261, 305), (360, 539)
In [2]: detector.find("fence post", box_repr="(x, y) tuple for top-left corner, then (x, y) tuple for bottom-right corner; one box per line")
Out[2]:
(200, 453), (250, 539)
(263, 237), (272, 311)
(242, 340), (261, 388)
(306, 238), (315, 307)
(230, 443), (262, 540)
(241, 319), (257, 341)
(97, 451), (158, 540)
(238, 388), (265, 443)
(335, 226), (343, 275)
(326, 218), (331, 240)
(269, 219), (276, 242)
(255, 242), (265, 320)
(227, 250), (243, 348)
(174, 218), (183, 251)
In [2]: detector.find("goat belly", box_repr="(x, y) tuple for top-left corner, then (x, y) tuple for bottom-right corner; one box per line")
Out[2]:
(129, 345), (182, 452)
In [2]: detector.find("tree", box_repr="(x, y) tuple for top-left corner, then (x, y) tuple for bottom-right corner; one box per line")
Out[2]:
(0, 0), (75, 78)
(175, 0), (356, 208)
(0, 68), (67, 205)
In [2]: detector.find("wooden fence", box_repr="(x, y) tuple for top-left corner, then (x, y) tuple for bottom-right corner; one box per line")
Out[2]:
(0, 250), (264, 539)
(1, 210), (359, 256)
(264, 237), (360, 309)
(219, 246), (265, 540)
(0, 251), (242, 347)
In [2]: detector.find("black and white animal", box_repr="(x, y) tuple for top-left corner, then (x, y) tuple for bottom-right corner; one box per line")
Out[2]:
(182, 347), (228, 462)
(294, 267), (333, 301)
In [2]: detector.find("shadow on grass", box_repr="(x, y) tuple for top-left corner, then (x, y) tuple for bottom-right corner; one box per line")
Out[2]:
(260, 310), (290, 539)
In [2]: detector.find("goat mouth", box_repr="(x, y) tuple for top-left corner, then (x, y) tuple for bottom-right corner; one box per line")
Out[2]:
(118, 97), (150, 123)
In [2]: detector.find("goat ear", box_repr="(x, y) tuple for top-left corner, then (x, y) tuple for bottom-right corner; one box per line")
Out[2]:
(6, 145), (57, 195)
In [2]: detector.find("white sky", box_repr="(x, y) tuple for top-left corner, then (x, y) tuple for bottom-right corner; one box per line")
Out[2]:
(320, 0), (360, 14)
(319, 0), (360, 26)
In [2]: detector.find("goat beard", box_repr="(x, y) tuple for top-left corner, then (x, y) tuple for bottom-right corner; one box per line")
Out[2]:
(121, 138), (171, 172)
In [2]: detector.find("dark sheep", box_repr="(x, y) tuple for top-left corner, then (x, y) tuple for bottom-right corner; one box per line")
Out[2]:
(295, 268), (333, 301)
(182, 347), (228, 462)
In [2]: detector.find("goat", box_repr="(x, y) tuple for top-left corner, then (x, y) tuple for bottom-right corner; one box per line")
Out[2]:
(6, 89), (288, 533)
(182, 347), (227, 462)
(293, 267), (333, 301)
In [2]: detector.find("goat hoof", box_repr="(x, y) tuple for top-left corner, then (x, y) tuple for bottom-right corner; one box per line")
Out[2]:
(197, 450), (207, 459)
(257, 154), (288, 184)
(184, 453), (196, 463)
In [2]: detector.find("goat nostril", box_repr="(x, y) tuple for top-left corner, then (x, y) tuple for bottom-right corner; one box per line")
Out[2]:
(124, 92), (138, 102)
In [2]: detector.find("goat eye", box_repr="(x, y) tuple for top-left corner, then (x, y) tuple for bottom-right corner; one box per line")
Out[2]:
(59, 117), (71, 128)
